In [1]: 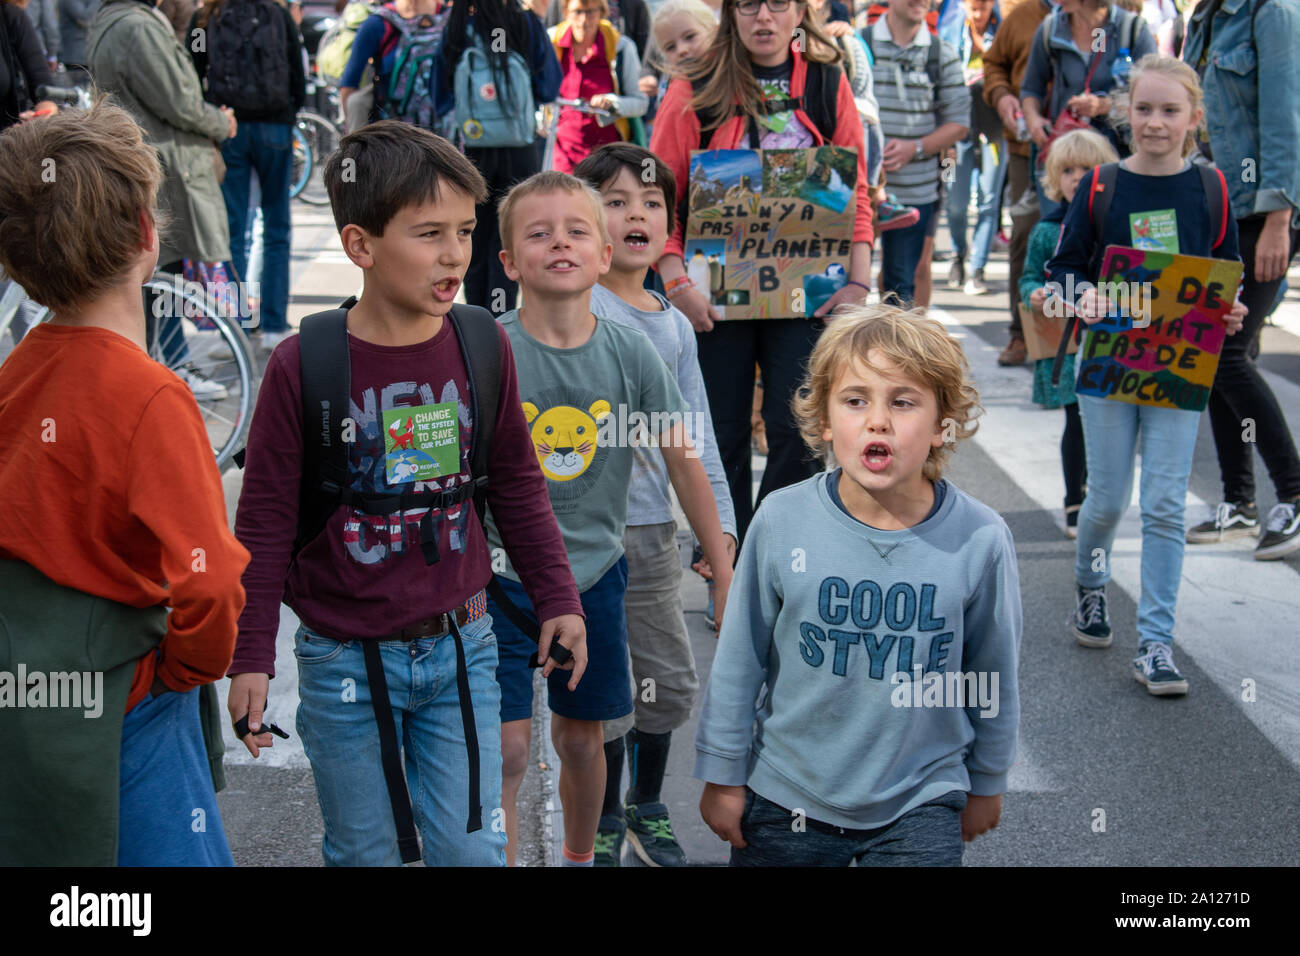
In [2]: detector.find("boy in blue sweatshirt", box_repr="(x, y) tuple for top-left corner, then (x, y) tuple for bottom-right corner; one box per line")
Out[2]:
(695, 305), (1021, 865)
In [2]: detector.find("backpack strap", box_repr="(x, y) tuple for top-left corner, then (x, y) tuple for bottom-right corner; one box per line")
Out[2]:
(1121, 8), (1139, 54)
(1087, 161), (1119, 248)
(1199, 162), (1229, 252)
(806, 60), (843, 145)
(447, 303), (500, 510)
(925, 28), (942, 90)
(295, 301), (355, 556)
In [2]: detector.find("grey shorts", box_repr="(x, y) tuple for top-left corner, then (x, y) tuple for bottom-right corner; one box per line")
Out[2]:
(603, 521), (700, 741)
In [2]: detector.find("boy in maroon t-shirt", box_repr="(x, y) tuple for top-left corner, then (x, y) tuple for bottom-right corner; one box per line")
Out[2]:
(227, 121), (587, 866)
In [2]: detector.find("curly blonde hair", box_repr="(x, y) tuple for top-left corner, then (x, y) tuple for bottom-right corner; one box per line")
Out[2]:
(793, 305), (982, 482)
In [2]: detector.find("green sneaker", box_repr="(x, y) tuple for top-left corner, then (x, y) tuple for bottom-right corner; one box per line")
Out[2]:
(593, 815), (625, 867)
(624, 802), (686, 867)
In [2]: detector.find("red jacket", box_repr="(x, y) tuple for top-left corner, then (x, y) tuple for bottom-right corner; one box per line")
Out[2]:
(649, 46), (874, 261)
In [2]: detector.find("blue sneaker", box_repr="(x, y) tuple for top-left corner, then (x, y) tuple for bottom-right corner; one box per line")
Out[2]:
(1072, 585), (1111, 648)
(593, 815), (625, 867)
(1133, 642), (1189, 696)
(624, 802), (687, 867)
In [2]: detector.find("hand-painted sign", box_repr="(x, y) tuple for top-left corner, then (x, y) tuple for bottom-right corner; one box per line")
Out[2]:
(685, 146), (857, 320)
(1075, 246), (1242, 411)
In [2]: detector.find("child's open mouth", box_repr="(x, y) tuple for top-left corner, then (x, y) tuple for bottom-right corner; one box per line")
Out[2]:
(547, 259), (580, 271)
(432, 277), (459, 302)
(624, 231), (649, 251)
(862, 442), (892, 473)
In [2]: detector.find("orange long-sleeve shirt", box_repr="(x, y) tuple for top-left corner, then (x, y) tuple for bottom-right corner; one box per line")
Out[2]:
(0, 324), (249, 710)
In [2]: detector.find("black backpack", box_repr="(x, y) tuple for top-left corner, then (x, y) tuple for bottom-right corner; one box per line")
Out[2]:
(205, 0), (292, 113)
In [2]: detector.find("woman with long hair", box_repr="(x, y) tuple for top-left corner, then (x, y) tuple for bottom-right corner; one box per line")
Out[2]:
(438, 0), (561, 312)
(649, 0), (874, 543)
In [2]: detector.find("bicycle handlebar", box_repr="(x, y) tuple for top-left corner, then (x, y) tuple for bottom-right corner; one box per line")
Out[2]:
(35, 86), (81, 106)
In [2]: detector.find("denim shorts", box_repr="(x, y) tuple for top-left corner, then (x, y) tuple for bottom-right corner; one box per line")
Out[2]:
(730, 788), (967, 867)
(493, 555), (634, 724)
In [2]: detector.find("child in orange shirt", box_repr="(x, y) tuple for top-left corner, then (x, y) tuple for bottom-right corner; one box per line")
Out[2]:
(0, 102), (250, 865)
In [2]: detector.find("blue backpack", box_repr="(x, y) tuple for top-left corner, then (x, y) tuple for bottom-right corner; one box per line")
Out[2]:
(453, 28), (535, 148)
(372, 4), (448, 128)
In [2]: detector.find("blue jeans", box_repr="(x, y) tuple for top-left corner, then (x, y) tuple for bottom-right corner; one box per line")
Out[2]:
(1074, 395), (1201, 647)
(294, 614), (507, 866)
(879, 201), (937, 307)
(947, 138), (1008, 271)
(730, 789), (966, 866)
(221, 121), (293, 334)
(118, 687), (234, 866)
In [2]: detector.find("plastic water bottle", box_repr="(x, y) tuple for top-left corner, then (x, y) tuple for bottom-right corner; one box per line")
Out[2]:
(1112, 48), (1133, 91)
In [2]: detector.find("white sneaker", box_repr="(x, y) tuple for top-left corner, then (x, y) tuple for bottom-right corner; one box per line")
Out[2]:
(180, 364), (228, 401)
(259, 330), (292, 353)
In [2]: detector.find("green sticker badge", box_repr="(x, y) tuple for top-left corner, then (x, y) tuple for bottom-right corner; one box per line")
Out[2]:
(1130, 209), (1179, 254)
(382, 402), (460, 486)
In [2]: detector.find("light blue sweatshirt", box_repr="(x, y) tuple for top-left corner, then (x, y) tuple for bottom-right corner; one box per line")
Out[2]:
(590, 284), (736, 539)
(695, 470), (1022, 830)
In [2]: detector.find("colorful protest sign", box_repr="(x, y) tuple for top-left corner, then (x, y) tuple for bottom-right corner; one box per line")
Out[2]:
(1018, 302), (1078, 362)
(684, 146), (857, 320)
(1074, 246), (1242, 412)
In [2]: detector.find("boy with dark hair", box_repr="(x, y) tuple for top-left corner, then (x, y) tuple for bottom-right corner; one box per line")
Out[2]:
(574, 142), (737, 866)
(228, 120), (587, 867)
(490, 169), (734, 866)
(0, 101), (249, 865)
(697, 305), (1021, 866)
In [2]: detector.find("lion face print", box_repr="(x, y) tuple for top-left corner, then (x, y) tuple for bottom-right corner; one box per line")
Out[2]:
(523, 399), (612, 481)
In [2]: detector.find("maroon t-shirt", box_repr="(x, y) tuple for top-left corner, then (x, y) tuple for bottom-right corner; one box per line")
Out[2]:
(230, 318), (582, 677)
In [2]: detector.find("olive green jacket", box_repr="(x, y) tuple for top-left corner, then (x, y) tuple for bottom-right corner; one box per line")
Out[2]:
(87, 0), (231, 264)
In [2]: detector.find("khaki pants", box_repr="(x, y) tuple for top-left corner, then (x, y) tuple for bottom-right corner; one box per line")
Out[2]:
(604, 522), (700, 742)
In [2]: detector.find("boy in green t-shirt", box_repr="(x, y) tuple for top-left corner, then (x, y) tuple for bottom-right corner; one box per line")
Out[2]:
(485, 171), (734, 866)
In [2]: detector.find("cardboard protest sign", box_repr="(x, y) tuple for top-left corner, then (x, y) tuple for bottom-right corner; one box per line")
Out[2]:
(1075, 246), (1242, 412)
(684, 146), (857, 320)
(1018, 302), (1078, 362)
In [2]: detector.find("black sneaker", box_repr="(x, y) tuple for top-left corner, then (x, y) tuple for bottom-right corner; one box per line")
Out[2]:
(1072, 585), (1111, 648)
(593, 814), (625, 866)
(624, 801), (687, 867)
(1132, 642), (1189, 696)
(947, 259), (965, 289)
(1255, 501), (1300, 560)
(1064, 504), (1081, 539)
(1186, 501), (1258, 543)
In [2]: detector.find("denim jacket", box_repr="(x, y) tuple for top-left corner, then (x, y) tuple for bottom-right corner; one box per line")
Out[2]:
(1183, 0), (1300, 228)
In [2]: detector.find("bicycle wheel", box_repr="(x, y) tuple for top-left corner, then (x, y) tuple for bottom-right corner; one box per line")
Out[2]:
(290, 124), (312, 200)
(295, 110), (340, 206)
(144, 275), (257, 472)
